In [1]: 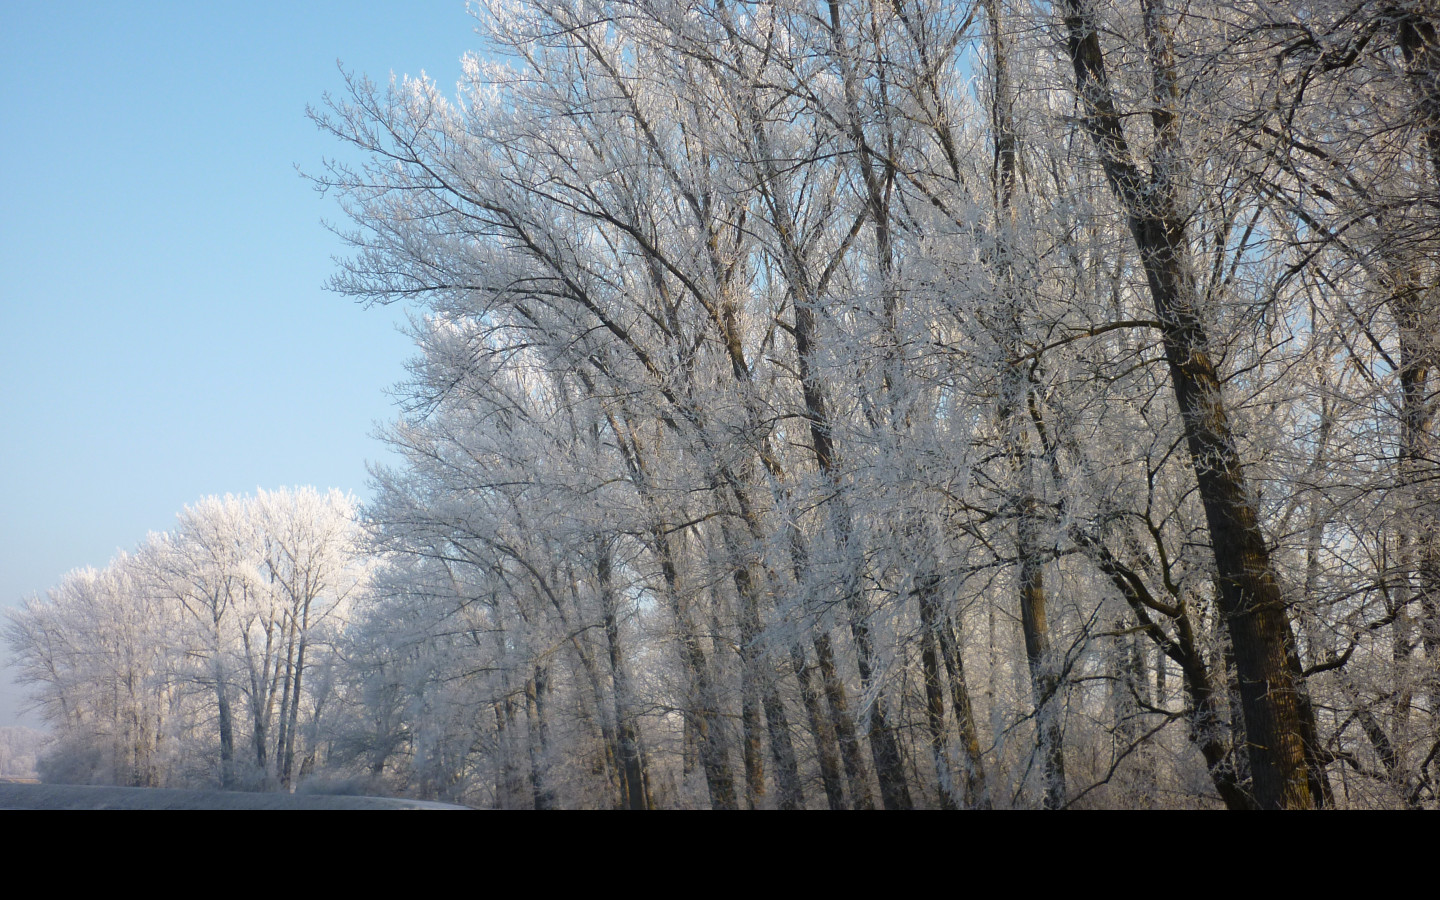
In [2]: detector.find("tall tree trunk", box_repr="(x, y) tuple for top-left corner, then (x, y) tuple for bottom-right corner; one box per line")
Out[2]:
(844, 588), (913, 811)
(989, 0), (1065, 809)
(214, 660), (235, 790)
(1060, 0), (1325, 808)
(1393, 270), (1440, 755)
(791, 642), (847, 809)
(937, 615), (991, 808)
(718, 509), (804, 809)
(281, 593), (313, 789)
(917, 573), (960, 809)
(281, 630), (307, 789)
(598, 543), (650, 810)
(494, 700), (515, 810)
(611, 409), (739, 809)
(761, 673), (804, 810)
(787, 287), (911, 808)
(527, 665), (556, 810)
(627, 448), (737, 808)
(1017, 497), (1066, 809)
(1396, 19), (1440, 721)
(241, 627), (271, 779)
(274, 613), (297, 787)
(813, 630), (877, 810)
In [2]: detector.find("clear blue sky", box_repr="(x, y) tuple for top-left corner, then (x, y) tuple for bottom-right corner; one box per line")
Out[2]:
(0, 1), (485, 726)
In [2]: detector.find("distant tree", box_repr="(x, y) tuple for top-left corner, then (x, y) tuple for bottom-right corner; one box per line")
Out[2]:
(0, 726), (46, 779)
(5, 489), (367, 791)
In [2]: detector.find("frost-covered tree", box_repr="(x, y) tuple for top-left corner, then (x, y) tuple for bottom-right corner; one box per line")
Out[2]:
(5, 488), (367, 791)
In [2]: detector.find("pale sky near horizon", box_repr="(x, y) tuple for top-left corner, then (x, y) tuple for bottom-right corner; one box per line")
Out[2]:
(0, 1), (487, 727)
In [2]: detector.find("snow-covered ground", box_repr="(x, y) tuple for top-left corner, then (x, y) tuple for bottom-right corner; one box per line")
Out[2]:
(0, 783), (469, 810)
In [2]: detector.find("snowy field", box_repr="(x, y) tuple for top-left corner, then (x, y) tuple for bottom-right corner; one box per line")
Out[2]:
(0, 783), (469, 810)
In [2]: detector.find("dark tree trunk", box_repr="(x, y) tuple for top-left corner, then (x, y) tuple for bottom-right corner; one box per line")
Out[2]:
(1017, 499), (1066, 809)
(527, 665), (555, 810)
(652, 521), (737, 810)
(791, 642), (847, 809)
(598, 545), (650, 810)
(214, 661), (235, 790)
(814, 631), (876, 810)
(916, 573), (959, 809)
(1060, 0), (1326, 808)
(937, 616), (991, 808)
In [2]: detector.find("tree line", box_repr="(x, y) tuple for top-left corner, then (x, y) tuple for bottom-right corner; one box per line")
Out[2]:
(8, 0), (1439, 808)
(5, 489), (367, 790)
